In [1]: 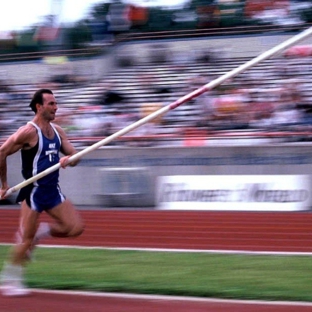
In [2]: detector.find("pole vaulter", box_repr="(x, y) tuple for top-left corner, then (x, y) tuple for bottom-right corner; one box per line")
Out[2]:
(5, 26), (312, 197)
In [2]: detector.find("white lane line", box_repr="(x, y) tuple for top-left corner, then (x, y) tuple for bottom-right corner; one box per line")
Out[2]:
(0, 243), (312, 256)
(31, 289), (312, 307)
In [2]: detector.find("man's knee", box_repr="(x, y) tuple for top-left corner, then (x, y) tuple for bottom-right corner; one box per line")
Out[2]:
(70, 221), (84, 237)
(63, 220), (84, 237)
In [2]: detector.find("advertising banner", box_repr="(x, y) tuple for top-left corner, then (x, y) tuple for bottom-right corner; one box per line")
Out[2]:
(157, 175), (311, 211)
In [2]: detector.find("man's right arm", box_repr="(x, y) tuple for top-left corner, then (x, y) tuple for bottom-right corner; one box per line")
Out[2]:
(0, 125), (36, 198)
(0, 145), (9, 193)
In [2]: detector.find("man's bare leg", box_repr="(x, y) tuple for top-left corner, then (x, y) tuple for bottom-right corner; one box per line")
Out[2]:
(12, 202), (40, 264)
(45, 199), (84, 238)
(0, 202), (38, 296)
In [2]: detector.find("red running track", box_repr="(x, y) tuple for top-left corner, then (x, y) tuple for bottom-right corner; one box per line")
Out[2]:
(1, 208), (312, 252)
(2, 290), (312, 312)
(1, 206), (312, 311)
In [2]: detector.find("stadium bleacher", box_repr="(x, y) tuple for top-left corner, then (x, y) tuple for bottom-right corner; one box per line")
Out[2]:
(1, 52), (312, 145)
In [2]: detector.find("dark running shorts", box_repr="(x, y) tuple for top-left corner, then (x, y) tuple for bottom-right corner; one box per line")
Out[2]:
(16, 184), (66, 213)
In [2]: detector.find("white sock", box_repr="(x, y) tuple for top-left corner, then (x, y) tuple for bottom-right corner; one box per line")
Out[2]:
(35, 222), (51, 241)
(1, 262), (23, 283)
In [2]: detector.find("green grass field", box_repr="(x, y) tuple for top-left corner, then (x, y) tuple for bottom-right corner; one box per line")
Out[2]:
(1, 245), (311, 302)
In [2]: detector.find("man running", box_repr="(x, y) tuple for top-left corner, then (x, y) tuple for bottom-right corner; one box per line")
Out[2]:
(0, 88), (84, 296)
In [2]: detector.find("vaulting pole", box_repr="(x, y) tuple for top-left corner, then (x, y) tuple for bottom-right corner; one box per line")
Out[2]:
(5, 26), (312, 197)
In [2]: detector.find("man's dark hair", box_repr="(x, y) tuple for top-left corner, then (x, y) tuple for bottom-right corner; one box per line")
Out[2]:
(29, 89), (53, 113)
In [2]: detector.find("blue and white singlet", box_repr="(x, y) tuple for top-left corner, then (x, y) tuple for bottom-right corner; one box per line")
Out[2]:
(16, 121), (66, 212)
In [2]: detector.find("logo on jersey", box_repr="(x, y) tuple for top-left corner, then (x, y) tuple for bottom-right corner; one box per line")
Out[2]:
(46, 143), (57, 162)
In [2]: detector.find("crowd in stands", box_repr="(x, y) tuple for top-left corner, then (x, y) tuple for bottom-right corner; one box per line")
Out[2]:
(1, 49), (312, 146)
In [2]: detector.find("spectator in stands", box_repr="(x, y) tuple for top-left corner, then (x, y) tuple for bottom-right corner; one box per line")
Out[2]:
(248, 90), (276, 129)
(136, 73), (161, 94)
(211, 88), (250, 130)
(139, 102), (162, 136)
(99, 82), (124, 106)
(73, 106), (108, 137)
(270, 91), (302, 129)
(194, 91), (217, 129)
(0, 82), (12, 110)
(107, 109), (134, 136)
(54, 108), (77, 134)
(291, 79), (312, 127)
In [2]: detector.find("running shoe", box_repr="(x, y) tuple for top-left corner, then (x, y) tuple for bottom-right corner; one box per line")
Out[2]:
(1, 281), (31, 297)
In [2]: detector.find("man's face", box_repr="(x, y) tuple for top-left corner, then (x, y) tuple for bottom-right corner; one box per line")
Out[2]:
(40, 93), (58, 121)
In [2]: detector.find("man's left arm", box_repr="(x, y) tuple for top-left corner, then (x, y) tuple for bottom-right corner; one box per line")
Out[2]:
(56, 125), (80, 168)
